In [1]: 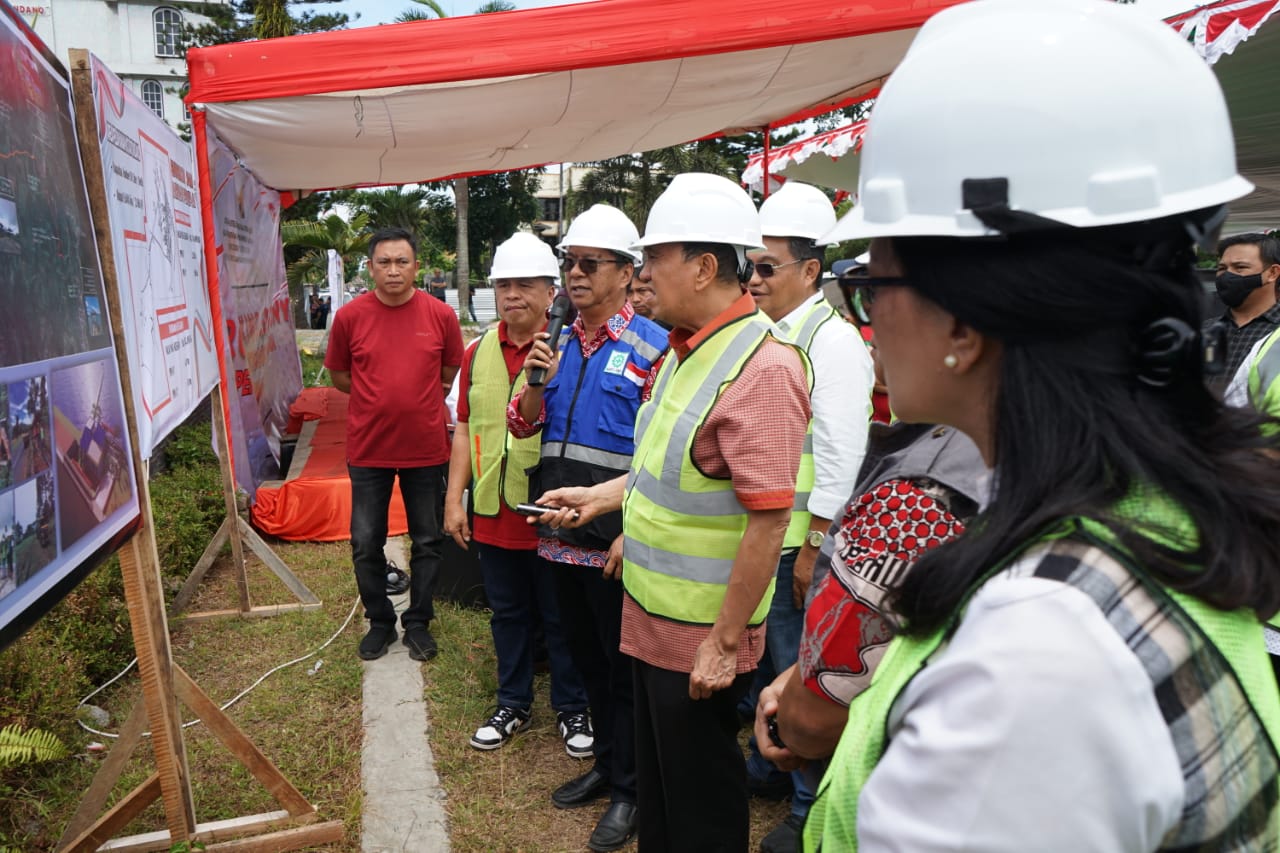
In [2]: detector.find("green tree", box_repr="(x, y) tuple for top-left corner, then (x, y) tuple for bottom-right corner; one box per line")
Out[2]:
(281, 212), (371, 312)
(178, 1), (350, 49)
(351, 186), (428, 235)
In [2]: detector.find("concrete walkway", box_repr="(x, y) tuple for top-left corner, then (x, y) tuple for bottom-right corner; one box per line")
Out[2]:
(361, 538), (450, 852)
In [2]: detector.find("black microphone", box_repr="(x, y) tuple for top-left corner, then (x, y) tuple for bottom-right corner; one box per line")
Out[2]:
(528, 294), (573, 387)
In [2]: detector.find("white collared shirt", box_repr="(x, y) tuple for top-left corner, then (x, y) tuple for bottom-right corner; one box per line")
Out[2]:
(775, 291), (874, 521)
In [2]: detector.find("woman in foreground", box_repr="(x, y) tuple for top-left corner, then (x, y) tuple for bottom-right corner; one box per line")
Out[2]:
(804, 0), (1280, 850)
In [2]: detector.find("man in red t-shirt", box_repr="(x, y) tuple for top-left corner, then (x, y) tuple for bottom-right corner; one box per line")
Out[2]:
(325, 227), (463, 662)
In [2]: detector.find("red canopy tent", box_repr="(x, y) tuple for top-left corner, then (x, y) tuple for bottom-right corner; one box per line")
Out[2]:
(183, 0), (961, 537)
(183, 0), (964, 195)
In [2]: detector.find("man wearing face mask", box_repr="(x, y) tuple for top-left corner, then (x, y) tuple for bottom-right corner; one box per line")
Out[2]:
(1207, 232), (1280, 391)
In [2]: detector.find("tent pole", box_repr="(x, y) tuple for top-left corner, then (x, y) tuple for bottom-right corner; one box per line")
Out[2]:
(761, 126), (772, 198)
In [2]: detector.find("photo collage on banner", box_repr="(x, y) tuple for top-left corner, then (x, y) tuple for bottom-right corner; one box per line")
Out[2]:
(88, 54), (218, 458)
(0, 8), (140, 647)
(206, 127), (303, 501)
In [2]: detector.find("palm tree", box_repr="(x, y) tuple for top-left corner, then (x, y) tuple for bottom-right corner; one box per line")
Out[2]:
(281, 212), (371, 299)
(352, 186), (429, 236)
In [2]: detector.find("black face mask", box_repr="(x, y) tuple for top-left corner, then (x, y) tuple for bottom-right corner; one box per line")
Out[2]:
(1215, 271), (1265, 309)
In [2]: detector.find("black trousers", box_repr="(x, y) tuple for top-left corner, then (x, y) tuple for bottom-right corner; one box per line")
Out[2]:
(633, 659), (753, 853)
(348, 463), (445, 631)
(550, 559), (637, 804)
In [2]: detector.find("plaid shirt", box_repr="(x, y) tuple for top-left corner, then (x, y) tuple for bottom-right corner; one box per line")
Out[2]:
(1206, 302), (1280, 392)
(1020, 537), (1278, 848)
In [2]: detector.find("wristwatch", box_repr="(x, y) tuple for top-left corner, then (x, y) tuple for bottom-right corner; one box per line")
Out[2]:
(806, 530), (825, 548)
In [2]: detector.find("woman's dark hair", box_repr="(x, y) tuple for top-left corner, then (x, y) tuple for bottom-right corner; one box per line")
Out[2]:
(889, 215), (1280, 635)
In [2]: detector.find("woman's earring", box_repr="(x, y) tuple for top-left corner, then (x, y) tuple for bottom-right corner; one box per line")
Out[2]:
(943, 354), (959, 369)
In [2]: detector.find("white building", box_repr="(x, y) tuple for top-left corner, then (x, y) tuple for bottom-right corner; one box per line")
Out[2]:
(21, 1), (227, 131)
(532, 165), (593, 243)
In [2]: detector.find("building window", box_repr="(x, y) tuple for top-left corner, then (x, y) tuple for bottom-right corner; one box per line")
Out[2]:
(154, 7), (183, 58)
(141, 80), (164, 119)
(540, 197), (561, 222)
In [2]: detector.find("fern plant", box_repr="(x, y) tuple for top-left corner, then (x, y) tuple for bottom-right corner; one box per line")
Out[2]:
(0, 724), (68, 770)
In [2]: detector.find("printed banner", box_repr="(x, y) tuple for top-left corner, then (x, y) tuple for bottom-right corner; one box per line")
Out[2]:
(206, 127), (302, 500)
(88, 54), (218, 457)
(0, 8), (141, 648)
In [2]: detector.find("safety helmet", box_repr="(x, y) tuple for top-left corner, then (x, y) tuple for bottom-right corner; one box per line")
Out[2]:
(558, 204), (643, 264)
(488, 232), (560, 283)
(633, 173), (763, 252)
(822, 0), (1252, 244)
(758, 182), (837, 241)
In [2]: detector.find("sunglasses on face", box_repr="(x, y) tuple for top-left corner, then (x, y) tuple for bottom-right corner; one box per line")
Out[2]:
(840, 276), (910, 324)
(560, 255), (626, 275)
(753, 259), (804, 279)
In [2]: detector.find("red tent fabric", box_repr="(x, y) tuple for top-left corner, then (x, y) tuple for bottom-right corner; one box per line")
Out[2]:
(184, 0), (964, 193)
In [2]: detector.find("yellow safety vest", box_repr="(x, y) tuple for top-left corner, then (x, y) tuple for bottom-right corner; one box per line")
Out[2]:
(622, 311), (808, 626)
(803, 501), (1280, 851)
(467, 330), (542, 516)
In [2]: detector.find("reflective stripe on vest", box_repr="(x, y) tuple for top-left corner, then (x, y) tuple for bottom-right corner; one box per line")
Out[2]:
(623, 313), (799, 625)
(468, 331), (542, 516)
(540, 441), (633, 471)
(802, 504), (1280, 852)
(779, 299), (831, 548)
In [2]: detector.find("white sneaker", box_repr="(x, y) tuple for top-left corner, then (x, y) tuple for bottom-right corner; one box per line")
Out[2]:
(557, 711), (594, 759)
(469, 706), (530, 751)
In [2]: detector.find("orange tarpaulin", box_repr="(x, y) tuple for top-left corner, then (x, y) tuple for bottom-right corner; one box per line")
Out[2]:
(251, 387), (408, 541)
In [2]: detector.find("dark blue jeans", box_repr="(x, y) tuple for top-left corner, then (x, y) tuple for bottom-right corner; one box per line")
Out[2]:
(475, 542), (587, 713)
(746, 549), (814, 817)
(349, 463), (446, 632)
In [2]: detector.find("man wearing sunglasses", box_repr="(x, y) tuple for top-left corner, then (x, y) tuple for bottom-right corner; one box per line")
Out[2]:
(509, 204), (669, 852)
(745, 181), (874, 853)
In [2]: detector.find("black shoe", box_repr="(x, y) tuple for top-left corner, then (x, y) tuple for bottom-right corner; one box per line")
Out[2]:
(552, 768), (610, 809)
(748, 772), (794, 802)
(759, 813), (805, 853)
(358, 626), (397, 660)
(587, 802), (637, 852)
(403, 626), (438, 661)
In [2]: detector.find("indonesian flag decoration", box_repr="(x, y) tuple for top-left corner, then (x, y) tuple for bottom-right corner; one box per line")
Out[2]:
(1167, 0), (1280, 64)
(741, 120), (869, 194)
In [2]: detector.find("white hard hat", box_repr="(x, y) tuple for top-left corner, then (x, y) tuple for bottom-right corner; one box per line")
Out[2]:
(822, 0), (1252, 244)
(633, 173), (763, 251)
(759, 182), (837, 241)
(488, 232), (560, 283)
(558, 204), (643, 264)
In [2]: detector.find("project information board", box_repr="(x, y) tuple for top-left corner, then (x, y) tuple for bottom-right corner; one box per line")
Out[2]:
(88, 54), (218, 458)
(206, 126), (303, 500)
(0, 7), (141, 648)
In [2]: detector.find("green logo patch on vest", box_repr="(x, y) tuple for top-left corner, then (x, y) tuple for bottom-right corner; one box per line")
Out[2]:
(604, 351), (629, 375)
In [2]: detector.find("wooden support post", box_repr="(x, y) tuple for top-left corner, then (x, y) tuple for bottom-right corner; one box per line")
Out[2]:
(55, 700), (148, 849)
(168, 515), (231, 617)
(173, 666), (312, 815)
(61, 774), (164, 853)
(210, 394), (252, 613)
(236, 517), (320, 605)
